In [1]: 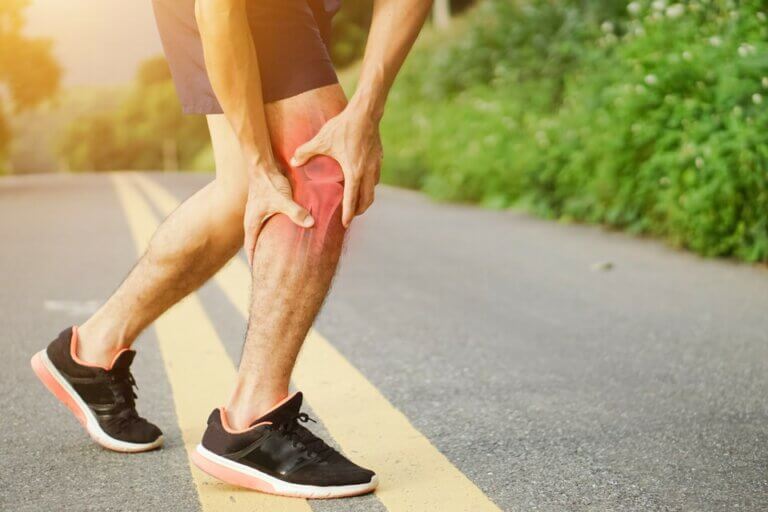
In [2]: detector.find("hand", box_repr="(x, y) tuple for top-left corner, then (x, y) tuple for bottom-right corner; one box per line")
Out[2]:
(290, 107), (383, 228)
(244, 166), (314, 267)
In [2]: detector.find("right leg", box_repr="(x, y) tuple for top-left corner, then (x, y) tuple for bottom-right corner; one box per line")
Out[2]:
(77, 115), (248, 366)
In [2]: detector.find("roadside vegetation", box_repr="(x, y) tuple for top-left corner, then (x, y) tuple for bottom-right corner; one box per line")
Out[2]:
(57, 58), (209, 172)
(380, 0), (768, 262)
(0, 0), (60, 172)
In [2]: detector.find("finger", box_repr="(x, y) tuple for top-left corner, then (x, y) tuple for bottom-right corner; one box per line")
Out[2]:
(290, 138), (322, 167)
(357, 173), (376, 215)
(244, 221), (262, 268)
(342, 173), (360, 228)
(280, 198), (315, 228)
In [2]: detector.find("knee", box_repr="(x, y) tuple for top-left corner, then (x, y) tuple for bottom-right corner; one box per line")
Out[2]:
(289, 156), (343, 221)
(286, 155), (344, 246)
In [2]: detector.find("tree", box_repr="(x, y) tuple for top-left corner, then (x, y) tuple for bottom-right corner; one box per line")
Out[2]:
(0, 0), (61, 169)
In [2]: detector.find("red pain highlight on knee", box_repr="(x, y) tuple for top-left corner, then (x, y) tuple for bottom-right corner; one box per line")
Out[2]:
(286, 155), (344, 252)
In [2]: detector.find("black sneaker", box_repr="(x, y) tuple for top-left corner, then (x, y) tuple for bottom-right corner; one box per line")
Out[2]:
(193, 392), (377, 498)
(31, 326), (163, 452)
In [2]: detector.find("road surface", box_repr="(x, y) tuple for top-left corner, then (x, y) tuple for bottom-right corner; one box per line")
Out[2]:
(1, 172), (766, 511)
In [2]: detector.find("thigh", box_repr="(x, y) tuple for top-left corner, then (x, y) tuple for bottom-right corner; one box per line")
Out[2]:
(206, 114), (249, 197)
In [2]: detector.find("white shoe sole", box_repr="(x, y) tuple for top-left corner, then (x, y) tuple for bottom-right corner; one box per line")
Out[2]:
(31, 350), (163, 453)
(192, 444), (378, 499)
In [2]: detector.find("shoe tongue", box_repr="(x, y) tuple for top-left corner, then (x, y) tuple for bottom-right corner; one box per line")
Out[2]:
(251, 392), (303, 426)
(109, 350), (136, 371)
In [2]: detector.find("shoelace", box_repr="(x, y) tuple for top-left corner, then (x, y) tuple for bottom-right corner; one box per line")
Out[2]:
(105, 368), (142, 430)
(276, 412), (333, 459)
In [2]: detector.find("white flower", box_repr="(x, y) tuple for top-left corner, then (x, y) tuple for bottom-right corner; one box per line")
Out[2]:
(708, 36), (722, 47)
(682, 51), (693, 61)
(644, 74), (659, 85)
(652, 0), (667, 12)
(762, 77), (768, 88)
(695, 157), (704, 169)
(738, 43), (756, 57)
(758, 12), (766, 22)
(628, 2), (641, 15)
(666, 4), (685, 18)
(753, 93), (763, 104)
(601, 21), (615, 33)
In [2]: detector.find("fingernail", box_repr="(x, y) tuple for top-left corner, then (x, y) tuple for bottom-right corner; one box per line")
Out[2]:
(290, 158), (298, 166)
(304, 216), (315, 227)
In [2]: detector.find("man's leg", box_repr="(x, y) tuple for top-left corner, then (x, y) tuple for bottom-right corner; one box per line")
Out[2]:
(194, 84), (377, 496)
(32, 116), (254, 452)
(77, 115), (250, 366)
(224, 83), (348, 429)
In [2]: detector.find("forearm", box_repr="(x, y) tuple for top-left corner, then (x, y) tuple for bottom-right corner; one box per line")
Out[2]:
(195, 0), (274, 173)
(350, 0), (432, 121)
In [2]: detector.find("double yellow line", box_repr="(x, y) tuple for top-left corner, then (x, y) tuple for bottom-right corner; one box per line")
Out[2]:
(113, 173), (501, 512)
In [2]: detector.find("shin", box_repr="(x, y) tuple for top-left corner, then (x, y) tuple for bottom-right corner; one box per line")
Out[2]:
(226, 84), (349, 428)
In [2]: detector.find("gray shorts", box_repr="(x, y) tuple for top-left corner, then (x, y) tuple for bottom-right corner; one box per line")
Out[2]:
(151, 0), (341, 114)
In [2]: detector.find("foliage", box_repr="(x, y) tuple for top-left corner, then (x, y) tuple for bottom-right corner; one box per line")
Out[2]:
(330, 0), (374, 68)
(0, 0), (60, 167)
(58, 57), (209, 171)
(328, 0), (477, 67)
(380, 0), (768, 262)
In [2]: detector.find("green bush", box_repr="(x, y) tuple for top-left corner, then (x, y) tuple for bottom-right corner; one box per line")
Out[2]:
(382, 0), (768, 262)
(58, 57), (209, 172)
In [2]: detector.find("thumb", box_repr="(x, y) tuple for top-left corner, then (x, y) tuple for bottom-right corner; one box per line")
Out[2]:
(244, 223), (260, 268)
(290, 139), (322, 167)
(281, 199), (315, 228)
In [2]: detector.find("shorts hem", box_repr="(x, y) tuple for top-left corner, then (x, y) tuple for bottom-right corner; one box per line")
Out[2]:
(179, 60), (339, 116)
(181, 100), (224, 115)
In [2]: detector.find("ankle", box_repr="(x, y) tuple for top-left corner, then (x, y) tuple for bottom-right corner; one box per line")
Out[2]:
(74, 324), (127, 368)
(226, 381), (289, 430)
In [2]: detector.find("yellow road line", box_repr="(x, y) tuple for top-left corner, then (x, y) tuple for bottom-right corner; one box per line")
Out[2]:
(112, 174), (311, 512)
(134, 173), (503, 512)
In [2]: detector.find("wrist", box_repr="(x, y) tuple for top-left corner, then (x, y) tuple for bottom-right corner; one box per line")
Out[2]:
(349, 80), (386, 123)
(245, 152), (279, 179)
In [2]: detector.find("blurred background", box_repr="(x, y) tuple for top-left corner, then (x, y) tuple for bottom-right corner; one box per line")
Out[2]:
(2, 0), (767, 262)
(3, 3), (768, 510)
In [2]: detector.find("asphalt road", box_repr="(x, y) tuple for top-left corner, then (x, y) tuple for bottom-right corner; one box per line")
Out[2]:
(1, 172), (767, 511)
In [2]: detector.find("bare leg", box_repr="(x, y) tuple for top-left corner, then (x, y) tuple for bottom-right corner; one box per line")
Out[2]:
(226, 84), (348, 429)
(77, 115), (249, 366)
(79, 82), (350, 428)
